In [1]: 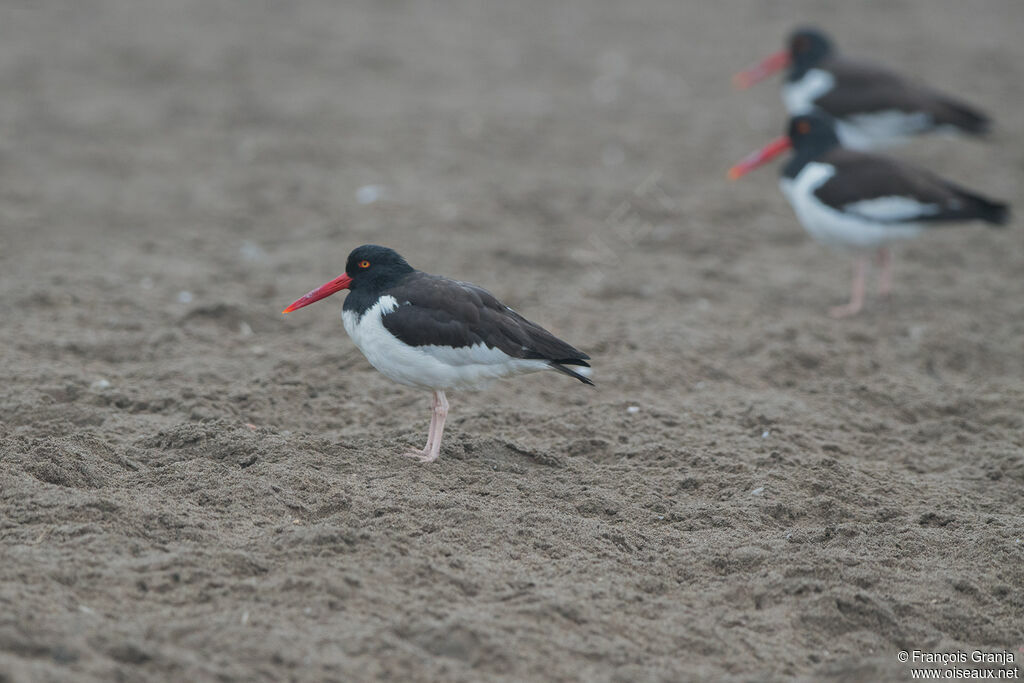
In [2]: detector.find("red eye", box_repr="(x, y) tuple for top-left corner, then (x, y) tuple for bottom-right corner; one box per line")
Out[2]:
(797, 121), (811, 135)
(359, 260), (370, 269)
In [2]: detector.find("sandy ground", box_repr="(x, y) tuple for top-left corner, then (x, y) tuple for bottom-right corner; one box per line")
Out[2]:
(1, 0), (1023, 681)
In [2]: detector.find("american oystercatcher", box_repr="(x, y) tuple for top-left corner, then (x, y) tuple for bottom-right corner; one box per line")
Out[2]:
(733, 27), (992, 149)
(282, 245), (593, 462)
(729, 112), (1009, 317)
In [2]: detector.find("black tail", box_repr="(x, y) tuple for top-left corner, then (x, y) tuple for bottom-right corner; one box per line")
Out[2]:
(934, 95), (992, 135)
(549, 360), (595, 386)
(968, 193), (1010, 226)
(922, 180), (1011, 228)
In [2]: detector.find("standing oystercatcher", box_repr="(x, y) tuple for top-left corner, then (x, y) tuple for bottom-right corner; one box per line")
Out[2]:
(733, 27), (992, 149)
(729, 112), (1009, 317)
(283, 245), (593, 462)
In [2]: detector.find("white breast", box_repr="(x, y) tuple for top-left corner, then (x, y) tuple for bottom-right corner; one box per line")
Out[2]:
(341, 296), (550, 390)
(780, 163), (925, 251)
(781, 69), (835, 115)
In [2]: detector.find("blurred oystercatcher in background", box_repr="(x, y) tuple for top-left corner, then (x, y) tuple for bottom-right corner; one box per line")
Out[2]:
(733, 27), (992, 149)
(729, 112), (1009, 317)
(283, 245), (593, 463)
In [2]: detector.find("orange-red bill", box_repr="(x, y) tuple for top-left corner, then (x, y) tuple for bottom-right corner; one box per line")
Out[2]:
(282, 273), (352, 313)
(727, 136), (792, 180)
(732, 50), (791, 89)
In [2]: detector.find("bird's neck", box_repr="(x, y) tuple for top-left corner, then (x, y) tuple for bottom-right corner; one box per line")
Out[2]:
(782, 139), (838, 178)
(341, 288), (381, 317)
(788, 53), (829, 82)
(342, 270), (413, 316)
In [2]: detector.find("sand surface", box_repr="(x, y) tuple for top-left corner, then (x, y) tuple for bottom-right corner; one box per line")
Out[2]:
(1, 1), (1023, 681)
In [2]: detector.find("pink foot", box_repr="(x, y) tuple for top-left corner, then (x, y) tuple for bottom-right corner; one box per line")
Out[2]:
(399, 390), (448, 464)
(829, 256), (868, 319)
(400, 448), (439, 463)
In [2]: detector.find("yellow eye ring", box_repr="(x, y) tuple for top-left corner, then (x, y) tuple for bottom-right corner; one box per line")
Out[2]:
(358, 260), (370, 269)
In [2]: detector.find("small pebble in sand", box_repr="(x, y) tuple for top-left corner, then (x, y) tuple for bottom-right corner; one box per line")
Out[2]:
(356, 184), (385, 205)
(439, 202), (459, 221)
(239, 240), (267, 262)
(598, 50), (628, 77)
(651, 224), (674, 241)
(177, 290), (193, 304)
(239, 321), (253, 337)
(601, 143), (625, 167)
(457, 111), (483, 139)
(240, 611), (250, 625)
(751, 487), (765, 496)
(90, 379), (111, 391)
(762, 430), (771, 438)
(627, 406), (640, 414)
(591, 74), (618, 104)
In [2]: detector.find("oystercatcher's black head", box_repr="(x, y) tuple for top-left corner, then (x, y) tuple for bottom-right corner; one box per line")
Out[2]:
(787, 27), (833, 78)
(728, 112), (841, 180)
(788, 112), (840, 152)
(733, 26), (834, 89)
(282, 244), (414, 314)
(782, 112), (841, 176)
(343, 245), (415, 292)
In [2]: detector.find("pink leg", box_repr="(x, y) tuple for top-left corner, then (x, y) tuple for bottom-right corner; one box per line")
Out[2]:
(402, 390), (448, 463)
(402, 392), (438, 460)
(423, 391), (449, 463)
(876, 247), (892, 297)
(829, 256), (868, 318)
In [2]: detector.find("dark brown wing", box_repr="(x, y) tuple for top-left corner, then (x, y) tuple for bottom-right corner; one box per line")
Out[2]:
(817, 58), (991, 134)
(381, 272), (591, 366)
(815, 149), (1008, 225)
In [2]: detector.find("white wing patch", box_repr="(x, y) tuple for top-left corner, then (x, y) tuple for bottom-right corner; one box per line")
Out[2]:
(341, 295), (549, 390)
(783, 69), (939, 149)
(836, 110), (934, 150)
(843, 196), (941, 222)
(780, 162), (924, 251)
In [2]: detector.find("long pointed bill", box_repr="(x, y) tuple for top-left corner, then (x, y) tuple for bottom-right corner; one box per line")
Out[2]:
(732, 50), (791, 89)
(728, 136), (792, 180)
(282, 273), (352, 313)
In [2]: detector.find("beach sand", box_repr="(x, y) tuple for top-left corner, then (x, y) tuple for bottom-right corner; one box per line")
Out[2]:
(1, 0), (1022, 680)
